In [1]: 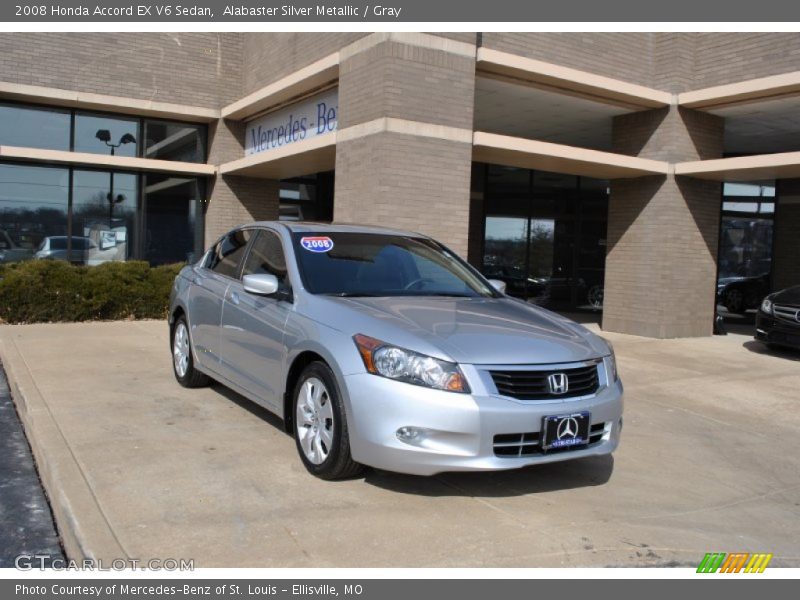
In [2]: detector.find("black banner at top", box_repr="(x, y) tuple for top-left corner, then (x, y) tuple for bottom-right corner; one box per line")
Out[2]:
(2, 0), (800, 22)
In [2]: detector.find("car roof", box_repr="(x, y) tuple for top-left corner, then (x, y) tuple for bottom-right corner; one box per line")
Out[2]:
(245, 221), (430, 238)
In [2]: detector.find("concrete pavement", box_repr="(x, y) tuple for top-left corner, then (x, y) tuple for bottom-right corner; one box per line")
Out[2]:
(1, 320), (799, 567)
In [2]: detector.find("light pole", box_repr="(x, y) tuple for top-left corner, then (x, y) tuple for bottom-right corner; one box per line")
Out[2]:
(95, 129), (136, 223)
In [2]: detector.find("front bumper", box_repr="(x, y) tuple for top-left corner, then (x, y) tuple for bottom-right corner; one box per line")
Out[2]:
(755, 311), (800, 349)
(342, 364), (623, 476)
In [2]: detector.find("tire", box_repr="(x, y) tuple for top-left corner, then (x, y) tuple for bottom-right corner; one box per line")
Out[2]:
(292, 361), (363, 480)
(587, 285), (604, 310)
(171, 316), (210, 388)
(724, 288), (745, 314)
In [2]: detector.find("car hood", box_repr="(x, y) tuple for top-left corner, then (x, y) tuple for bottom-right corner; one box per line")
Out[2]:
(772, 285), (800, 305)
(304, 295), (609, 365)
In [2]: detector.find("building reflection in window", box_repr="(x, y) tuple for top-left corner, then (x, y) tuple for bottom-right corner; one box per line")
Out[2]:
(480, 164), (609, 311)
(0, 163), (69, 264)
(73, 112), (139, 157)
(72, 170), (138, 264)
(0, 103), (71, 151)
(279, 171), (334, 222)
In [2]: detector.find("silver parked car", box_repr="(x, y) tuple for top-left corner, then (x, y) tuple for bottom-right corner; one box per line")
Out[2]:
(169, 223), (623, 479)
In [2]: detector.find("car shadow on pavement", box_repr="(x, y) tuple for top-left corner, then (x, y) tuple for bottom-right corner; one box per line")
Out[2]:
(365, 454), (614, 497)
(208, 382), (616, 494)
(209, 382), (290, 433)
(742, 340), (800, 361)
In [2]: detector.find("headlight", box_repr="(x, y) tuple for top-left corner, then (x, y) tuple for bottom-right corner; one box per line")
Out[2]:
(761, 297), (773, 314)
(353, 334), (470, 393)
(603, 339), (619, 383)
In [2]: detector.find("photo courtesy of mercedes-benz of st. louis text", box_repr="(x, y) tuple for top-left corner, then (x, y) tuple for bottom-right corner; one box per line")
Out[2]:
(169, 222), (622, 479)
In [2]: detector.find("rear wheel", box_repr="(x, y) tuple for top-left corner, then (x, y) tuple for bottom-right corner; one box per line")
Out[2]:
(171, 316), (210, 388)
(293, 361), (363, 480)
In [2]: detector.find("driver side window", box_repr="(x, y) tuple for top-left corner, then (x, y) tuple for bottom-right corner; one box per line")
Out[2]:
(241, 229), (289, 288)
(207, 229), (252, 278)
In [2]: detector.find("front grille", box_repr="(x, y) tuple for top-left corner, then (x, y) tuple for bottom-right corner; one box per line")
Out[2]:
(493, 422), (606, 457)
(773, 304), (800, 324)
(489, 363), (600, 400)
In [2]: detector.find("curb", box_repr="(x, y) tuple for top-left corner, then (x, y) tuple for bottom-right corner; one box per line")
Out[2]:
(0, 334), (128, 562)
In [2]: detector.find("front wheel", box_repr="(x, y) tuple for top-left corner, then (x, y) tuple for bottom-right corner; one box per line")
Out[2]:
(293, 362), (363, 480)
(171, 316), (210, 388)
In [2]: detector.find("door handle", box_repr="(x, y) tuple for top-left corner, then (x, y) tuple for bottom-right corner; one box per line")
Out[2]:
(228, 291), (240, 306)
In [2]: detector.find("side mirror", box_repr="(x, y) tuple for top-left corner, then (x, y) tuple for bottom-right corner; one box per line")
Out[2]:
(243, 273), (279, 296)
(488, 279), (507, 294)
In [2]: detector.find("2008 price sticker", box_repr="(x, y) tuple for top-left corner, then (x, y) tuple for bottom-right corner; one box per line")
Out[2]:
(300, 236), (334, 253)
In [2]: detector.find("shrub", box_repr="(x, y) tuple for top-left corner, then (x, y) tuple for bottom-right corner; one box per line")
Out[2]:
(0, 260), (185, 324)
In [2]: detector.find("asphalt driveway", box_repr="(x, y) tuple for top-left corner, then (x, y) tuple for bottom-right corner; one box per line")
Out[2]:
(0, 320), (799, 567)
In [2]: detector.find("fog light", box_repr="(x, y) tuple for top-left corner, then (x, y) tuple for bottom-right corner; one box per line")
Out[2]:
(396, 426), (424, 442)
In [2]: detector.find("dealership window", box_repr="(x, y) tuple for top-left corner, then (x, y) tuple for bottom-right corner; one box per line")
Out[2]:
(718, 180), (776, 282)
(143, 174), (204, 265)
(0, 163), (69, 264)
(72, 169), (139, 263)
(478, 163), (609, 311)
(279, 171), (334, 222)
(73, 112), (139, 158)
(143, 120), (206, 163)
(0, 161), (205, 266)
(0, 103), (71, 151)
(0, 102), (206, 164)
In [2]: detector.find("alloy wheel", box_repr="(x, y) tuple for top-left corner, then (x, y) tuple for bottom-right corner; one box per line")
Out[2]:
(296, 377), (334, 465)
(173, 321), (190, 378)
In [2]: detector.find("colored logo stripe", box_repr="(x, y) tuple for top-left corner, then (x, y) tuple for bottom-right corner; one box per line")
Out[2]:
(745, 553), (773, 573)
(697, 552), (773, 573)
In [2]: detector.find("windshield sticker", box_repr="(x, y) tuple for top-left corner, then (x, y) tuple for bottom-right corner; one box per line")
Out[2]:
(300, 236), (334, 253)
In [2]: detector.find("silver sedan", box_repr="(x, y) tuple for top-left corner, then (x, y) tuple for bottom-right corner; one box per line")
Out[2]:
(169, 222), (623, 479)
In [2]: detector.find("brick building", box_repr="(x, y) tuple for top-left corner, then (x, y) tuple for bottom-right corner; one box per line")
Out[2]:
(1, 32), (798, 338)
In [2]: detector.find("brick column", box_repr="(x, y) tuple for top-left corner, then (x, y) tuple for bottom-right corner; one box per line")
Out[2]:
(773, 179), (800, 291)
(205, 119), (280, 248)
(603, 107), (724, 338)
(333, 34), (477, 258)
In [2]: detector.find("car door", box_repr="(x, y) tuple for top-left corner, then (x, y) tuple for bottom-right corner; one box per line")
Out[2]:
(219, 228), (292, 410)
(187, 228), (253, 374)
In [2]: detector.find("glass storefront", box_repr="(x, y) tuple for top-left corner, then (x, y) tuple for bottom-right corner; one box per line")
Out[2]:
(73, 112), (139, 157)
(0, 103), (208, 266)
(476, 164), (609, 310)
(0, 163), (69, 264)
(716, 181), (776, 314)
(0, 163), (204, 266)
(0, 102), (207, 164)
(143, 120), (206, 163)
(72, 170), (139, 263)
(142, 174), (205, 265)
(0, 104), (71, 151)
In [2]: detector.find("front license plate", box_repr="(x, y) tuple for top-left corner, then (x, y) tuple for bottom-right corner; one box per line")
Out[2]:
(541, 411), (591, 451)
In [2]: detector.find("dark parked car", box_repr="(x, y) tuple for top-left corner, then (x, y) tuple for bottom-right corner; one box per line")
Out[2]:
(717, 273), (770, 314)
(756, 285), (800, 350)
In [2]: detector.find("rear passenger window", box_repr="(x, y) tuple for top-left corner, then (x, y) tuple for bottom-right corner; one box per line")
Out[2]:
(207, 229), (252, 278)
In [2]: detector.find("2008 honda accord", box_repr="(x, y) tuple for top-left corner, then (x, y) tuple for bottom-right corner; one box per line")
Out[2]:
(168, 222), (623, 479)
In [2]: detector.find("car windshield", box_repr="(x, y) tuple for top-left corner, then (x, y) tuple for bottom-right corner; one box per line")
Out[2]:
(292, 232), (497, 298)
